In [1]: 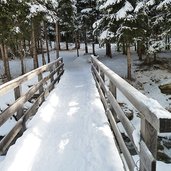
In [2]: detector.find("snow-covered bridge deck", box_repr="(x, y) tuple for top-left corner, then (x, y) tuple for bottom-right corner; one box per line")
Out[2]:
(0, 56), (124, 171)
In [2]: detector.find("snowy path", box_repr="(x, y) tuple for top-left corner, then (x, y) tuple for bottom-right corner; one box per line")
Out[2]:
(0, 55), (124, 171)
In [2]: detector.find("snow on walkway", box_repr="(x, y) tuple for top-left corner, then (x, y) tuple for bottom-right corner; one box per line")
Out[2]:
(0, 55), (124, 171)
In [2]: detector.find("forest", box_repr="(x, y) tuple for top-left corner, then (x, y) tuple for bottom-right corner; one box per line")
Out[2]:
(0, 0), (171, 82)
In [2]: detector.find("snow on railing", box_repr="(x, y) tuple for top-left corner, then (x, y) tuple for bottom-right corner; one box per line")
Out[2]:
(0, 58), (64, 155)
(91, 56), (171, 171)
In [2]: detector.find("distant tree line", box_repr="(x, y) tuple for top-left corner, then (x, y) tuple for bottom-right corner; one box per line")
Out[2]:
(0, 0), (171, 81)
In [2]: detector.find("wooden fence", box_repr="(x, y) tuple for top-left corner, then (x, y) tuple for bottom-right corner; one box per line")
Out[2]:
(91, 56), (171, 171)
(0, 57), (64, 155)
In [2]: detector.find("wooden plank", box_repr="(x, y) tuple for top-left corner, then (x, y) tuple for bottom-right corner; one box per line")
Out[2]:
(0, 58), (63, 96)
(23, 92), (46, 122)
(107, 91), (139, 153)
(92, 65), (108, 94)
(0, 58), (64, 155)
(109, 80), (116, 98)
(94, 74), (108, 111)
(14, 86), (24, 120)
(0, 76), (50, 126)
(0, 90), (46, 155)
(140, 141), (156, 171)
(0, 65), (64, 127)
(92, 70), (136, 170)
(91, 56), (171, 132)
(38, 73), (44, 95)
(141, 119), (157, 158)
(106, 109), (136, 171)
(0, 120), (23, 155)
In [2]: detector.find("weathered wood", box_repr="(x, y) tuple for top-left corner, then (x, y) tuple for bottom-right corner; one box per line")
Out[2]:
(108, 81), (118, 123)
(38, 73), (44, 95)
(92, 65), (108, 94)
(0, 76), (49, 126)
(109, 80), (116, 99)
(0, 120), (23, 155)
(106, 109), (136, 171)
(140, 141), (156, 171)
(0, 92), (46, 155)
(91, 56), (171, 132)
(23, 91), (46, 122)
(107, 91), (139, 153)
(0, 58), (64, 155)
(14, 86), (24, 120)
(91, 56), (171, 171)
(0, 58), (64, 154)
(100, 70), (105, 96)
(92, 72), (108, 111)
(0, 58), (62, 96)
(141, 119), (158, 158)
(0, 61), (64, 127)
(93, 67), (136, 170)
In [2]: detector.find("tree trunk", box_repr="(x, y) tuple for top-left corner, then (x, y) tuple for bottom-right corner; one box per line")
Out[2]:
(40, 38), (46, 65)
(137, 41), (143, 61)
(127, 44), (131, 80)
(76, 32), (79, 57)
(134, 42), (137, 51)
(84, 28), (88, 54)
(65, 33), (69, 50)
(92, 35), (96, 56)
(44, 21), (50, 63)
(167, 35), (170, 50)
(55, 21), (60, 59)
(106, 42), (112, 58)
(122, 41), (126, 55)
(117, 42), (120, 52)
(31, 19), (39, 69)
(76, 31), (80, 49)
(2, 43), (11, 81)
(19, 40), (25, 75)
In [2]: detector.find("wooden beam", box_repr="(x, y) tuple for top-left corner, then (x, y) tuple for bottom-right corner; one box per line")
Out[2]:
(91, 56), (171, 132)
(0, 58), (63, 96)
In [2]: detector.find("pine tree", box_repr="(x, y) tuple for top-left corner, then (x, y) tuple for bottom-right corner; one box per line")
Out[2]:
(58, 0), (76, 50)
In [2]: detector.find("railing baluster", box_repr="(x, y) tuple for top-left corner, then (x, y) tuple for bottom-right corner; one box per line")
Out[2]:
(0, 58), (64, 155)
(14, 85), (23, 120)
(91, 56), (171, 171)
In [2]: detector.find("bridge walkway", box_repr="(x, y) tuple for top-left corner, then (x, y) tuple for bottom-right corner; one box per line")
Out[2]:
(0, 56), (124, 171)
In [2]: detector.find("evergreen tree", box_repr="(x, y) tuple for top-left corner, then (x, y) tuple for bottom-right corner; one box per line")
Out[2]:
(76, 0), (98, 54)
(58, 0), (76, 50)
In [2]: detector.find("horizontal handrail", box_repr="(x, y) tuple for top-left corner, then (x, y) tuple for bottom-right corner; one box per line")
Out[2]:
(0, 58), (64, 155)
(91, 56), (171, 132)
(0, 57), (63, 96)
(91, 56), (171, 171)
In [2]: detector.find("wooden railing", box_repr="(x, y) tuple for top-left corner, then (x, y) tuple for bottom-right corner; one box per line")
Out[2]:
(91, 56), (171, 171)
(0, 57), (64, 155)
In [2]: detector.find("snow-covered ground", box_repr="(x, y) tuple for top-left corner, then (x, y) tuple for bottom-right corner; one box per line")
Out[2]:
(0, 46), (125, 171)
(0, 43), (171, 170)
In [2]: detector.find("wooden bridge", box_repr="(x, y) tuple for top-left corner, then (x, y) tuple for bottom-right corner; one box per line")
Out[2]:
(0, 56), (171, 171)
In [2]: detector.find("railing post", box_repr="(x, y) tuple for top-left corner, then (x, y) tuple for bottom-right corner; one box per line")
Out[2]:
(109, 81), (118, 122)
(38, 72), (44, 105)
(100, 70), (105, 96)
(58, 58), (64, 80)
(140, 118), (157, 171)
(49, 65), (54, 91)
(14, 86), (23, 120)
(56, 60), (60, 82)
(38, 73), (44, 95)
(109, 81), (116, 99)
